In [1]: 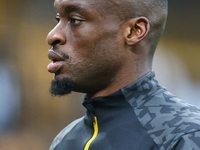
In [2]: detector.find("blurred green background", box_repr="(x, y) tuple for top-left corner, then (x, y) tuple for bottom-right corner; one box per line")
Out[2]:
(0, 0), (199, 149)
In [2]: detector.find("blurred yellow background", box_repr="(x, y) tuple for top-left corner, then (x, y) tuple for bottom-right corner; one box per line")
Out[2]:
(0, 0), (199, 149)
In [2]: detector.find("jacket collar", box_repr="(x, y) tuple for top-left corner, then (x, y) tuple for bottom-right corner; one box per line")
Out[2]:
(82, 71), (161, 114)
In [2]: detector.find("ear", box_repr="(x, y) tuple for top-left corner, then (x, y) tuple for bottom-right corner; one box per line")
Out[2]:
(125, 17), (150, 45)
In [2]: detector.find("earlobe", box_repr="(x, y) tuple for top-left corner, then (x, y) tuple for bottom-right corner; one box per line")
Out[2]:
(126, 17), (150, 45)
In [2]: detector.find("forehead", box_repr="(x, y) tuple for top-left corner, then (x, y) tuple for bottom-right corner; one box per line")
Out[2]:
(54, 0), (120, 15)
(54, 0), (98, 11)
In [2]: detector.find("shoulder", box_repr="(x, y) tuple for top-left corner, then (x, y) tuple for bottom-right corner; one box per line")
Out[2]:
(49, 117), (84, 150)
(134, 89), (200, 149)
(169, 130), (200, 149)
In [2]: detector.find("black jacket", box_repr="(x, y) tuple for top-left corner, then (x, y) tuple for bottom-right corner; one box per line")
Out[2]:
(50, 71), (200, 150)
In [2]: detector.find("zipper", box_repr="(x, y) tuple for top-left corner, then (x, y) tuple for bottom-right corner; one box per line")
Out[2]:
(84, 116), (98, 150)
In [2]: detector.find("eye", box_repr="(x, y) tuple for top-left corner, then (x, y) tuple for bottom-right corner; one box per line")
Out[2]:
(70, 18), (82, 25)
(54, 17), (60, 22)
(54, 14), (60, 22)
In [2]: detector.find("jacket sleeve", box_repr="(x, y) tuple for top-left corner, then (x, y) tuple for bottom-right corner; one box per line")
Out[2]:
(172, 131), (200, 150)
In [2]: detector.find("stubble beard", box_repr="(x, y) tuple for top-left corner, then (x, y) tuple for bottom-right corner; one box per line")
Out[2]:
(50, 77), (76, 96)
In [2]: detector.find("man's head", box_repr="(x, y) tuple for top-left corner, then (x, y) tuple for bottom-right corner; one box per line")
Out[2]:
(47, 0), (168, 98)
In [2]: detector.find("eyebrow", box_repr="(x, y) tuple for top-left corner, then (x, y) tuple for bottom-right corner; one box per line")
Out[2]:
(54, 4), (88, 14)
(65, 5), (87, 13)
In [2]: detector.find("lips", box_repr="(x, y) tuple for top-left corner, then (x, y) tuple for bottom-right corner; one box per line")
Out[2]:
(47, 50), (65, 73)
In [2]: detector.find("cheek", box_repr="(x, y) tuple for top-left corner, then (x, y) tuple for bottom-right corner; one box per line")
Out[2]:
(67, 25), (104, 52)
(65, 24), (122, 69)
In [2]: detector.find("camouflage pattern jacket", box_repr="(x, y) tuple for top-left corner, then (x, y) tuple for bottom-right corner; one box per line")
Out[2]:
(50, 71), (200, 150)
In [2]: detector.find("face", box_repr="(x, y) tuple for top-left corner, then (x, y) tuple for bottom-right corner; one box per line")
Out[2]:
(47, 0), (125, 95)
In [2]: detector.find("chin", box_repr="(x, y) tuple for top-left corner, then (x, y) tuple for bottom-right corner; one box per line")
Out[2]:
(50, 77), (76, 96)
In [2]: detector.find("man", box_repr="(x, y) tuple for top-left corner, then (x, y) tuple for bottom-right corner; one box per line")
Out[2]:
(46, 0), (200, 149)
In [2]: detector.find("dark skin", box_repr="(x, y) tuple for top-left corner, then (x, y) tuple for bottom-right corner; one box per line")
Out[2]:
(47, 0), (166, 100)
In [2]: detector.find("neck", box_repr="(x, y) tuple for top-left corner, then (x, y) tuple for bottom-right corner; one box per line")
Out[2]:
(87, 57), (152, 100)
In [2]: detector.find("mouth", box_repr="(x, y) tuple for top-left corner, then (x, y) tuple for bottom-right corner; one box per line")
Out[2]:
(47, 50), (65, 73)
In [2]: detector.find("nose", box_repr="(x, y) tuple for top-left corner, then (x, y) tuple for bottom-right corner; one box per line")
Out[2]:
(46, 24), (66, 46)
